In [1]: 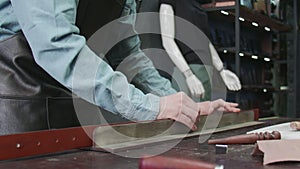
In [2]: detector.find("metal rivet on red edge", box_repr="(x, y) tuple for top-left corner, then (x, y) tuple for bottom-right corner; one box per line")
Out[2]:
(16, 143), (21, 149)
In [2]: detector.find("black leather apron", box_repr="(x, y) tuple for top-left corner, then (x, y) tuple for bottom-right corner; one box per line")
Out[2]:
(0, 0), (126, 135)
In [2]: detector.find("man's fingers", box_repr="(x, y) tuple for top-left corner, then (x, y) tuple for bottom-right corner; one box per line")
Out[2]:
(227, 102), (238, 107)
(224, 102), (240, 112)
(210, 100), (240, 113)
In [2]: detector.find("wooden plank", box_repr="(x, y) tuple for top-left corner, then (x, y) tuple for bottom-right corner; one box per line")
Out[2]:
(94, 121), (263, 152)
(93, 110), (262, 152)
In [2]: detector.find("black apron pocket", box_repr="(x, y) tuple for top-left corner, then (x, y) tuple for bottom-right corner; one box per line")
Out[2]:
(0, 97), (48, 135)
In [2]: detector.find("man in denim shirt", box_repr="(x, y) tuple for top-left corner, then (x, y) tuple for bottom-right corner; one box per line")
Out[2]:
(0, 0), (239, 134)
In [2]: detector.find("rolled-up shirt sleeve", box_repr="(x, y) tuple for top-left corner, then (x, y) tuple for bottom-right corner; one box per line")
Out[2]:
(10, 0), (160, 121)
(106, 0), (177, 96)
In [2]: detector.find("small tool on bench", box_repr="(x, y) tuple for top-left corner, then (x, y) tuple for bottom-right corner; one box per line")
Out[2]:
(208, 131), (281, 145)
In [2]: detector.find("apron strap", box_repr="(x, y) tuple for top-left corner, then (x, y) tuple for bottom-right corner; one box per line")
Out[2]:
(76, 0), (126, 39)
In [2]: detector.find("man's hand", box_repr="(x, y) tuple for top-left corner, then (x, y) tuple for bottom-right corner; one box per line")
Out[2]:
(198, 99), (240, 115)
(157, 93), (240, 131)
(157, 92), (200, 131)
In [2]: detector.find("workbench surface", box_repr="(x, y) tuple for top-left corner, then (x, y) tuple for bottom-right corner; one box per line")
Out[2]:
(0, 118), (299, 169)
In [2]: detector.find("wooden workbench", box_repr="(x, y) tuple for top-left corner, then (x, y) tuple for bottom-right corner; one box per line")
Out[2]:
(0, 118), (299, 169)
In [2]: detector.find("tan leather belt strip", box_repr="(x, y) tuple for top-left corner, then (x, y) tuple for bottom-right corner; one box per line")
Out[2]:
(0, 125), (98, 161)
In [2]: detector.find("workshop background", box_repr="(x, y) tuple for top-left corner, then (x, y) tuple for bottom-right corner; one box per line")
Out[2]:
(205, 0), (298, 118)
(138, 0), (300, 119)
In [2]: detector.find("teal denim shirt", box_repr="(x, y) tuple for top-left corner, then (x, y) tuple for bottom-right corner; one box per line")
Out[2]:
(0, 0), (176, 121)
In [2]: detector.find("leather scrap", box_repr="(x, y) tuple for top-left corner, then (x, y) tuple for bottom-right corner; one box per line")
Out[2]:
(257, 139), (300, 165)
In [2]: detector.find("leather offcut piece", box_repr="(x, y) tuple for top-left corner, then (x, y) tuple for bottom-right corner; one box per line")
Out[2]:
(257, 139), (300, 165)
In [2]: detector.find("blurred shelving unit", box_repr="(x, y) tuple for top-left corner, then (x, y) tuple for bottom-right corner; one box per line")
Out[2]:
(202, 0), (295, 117)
